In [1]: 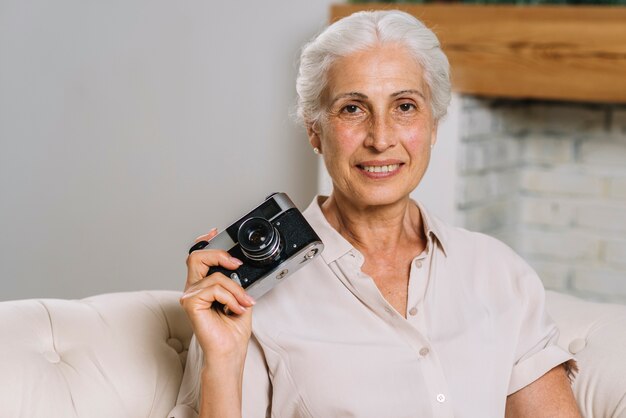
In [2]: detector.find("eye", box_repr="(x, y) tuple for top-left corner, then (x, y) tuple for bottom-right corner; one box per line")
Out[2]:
(342, 104), (362, 114)
(398, 103), (416, 112)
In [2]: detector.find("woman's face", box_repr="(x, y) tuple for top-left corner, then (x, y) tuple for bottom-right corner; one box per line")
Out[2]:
(308, 44), (438, 208)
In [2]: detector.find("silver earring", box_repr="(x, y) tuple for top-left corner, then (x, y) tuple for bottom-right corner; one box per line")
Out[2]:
(313, 147), (320, 155)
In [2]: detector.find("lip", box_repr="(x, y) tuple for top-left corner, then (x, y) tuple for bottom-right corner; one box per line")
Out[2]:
(358, 159), (404, 166)
(356, 159), (404, 179)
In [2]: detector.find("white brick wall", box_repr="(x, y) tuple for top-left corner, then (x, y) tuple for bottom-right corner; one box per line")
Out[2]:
(519, 229), (601, 261)
(579, 138), (626, 165)
(520, 168), (606, 197)
(572, 266), (626, 303)
(522, 135), (574, 165)
(457, 199), (517, 232)
(525, 259), (571, 291)
(605, 240), (626, 269)
(455, 98), (520, 239)
(458, 135), (520, 173)
(520, 197), (576, 228)
(610, 177), (626, 199)
(521, 104), (605, 135)
(460, 104), (498, 138)
(457, 170), (518, 207)
(576, 204), (626, 233)
(491, 103), (606, 136)
(455, 99), (626, 304)
(612, 108), (626, 135)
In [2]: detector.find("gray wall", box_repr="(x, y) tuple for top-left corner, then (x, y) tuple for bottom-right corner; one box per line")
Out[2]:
(0, 0), (335, 301)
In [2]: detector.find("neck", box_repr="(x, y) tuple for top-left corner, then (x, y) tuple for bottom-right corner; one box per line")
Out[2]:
(320, 192), (426, 255)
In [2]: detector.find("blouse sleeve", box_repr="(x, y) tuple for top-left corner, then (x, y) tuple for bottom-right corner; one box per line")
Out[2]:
(507, 266), (574, 395)
(242, 334), (272, 418)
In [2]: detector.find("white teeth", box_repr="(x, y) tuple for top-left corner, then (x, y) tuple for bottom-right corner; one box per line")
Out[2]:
(361, 164), (400, 173)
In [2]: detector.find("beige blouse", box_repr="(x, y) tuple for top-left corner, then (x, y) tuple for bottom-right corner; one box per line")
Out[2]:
(171, 196), (572, 418)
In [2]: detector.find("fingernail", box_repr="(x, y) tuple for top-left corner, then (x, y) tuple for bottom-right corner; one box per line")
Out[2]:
(245, 294), (256, 305)
(230, 257), (243, 266)
(224, 305), (247, 315)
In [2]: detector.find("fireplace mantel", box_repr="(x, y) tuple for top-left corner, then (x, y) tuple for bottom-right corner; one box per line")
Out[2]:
(331, 4), (626, 104)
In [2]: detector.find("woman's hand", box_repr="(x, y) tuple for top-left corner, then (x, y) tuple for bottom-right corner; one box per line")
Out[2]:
(180, 229), (256, 364)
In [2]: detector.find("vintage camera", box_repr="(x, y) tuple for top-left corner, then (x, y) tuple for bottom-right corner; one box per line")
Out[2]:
(189, 192), (324, 299)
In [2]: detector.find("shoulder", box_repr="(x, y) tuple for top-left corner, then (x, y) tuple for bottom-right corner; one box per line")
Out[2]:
(418, 201), (527, 272)
(429, 215), (543, 302)
(431, 211), (531, 272)
(453, 227), (527, 266)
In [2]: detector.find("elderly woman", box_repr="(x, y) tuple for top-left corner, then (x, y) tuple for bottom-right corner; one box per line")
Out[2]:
(175, 10), (580, 418)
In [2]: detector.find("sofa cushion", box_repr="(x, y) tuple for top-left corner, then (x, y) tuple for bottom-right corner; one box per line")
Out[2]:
(0, 290), (192, 418)
(546, 291), (626, 418)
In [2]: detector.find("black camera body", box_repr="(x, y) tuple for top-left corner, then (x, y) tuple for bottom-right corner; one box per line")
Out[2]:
(190, 193), (324, 299)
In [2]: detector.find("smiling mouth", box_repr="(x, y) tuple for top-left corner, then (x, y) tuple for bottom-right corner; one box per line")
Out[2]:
(358, 163), (402, 174)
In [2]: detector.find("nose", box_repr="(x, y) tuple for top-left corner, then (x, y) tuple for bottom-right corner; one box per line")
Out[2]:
(364, 114), (396, 152)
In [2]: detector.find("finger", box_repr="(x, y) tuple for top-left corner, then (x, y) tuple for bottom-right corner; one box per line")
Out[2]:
(181, 283), (249, 316)
(187, 272), (256, 308)
(186, 249), (243, 287)
(194, 228), (218, 244)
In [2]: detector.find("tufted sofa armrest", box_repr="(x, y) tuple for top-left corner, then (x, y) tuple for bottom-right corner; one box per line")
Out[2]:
(0, 290), (192, 418)
(546, 291), (626, 418)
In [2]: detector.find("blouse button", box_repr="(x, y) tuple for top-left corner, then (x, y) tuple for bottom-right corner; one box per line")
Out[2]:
(419, 347), (430, 357)
(408, 307), (418, 316)
(568, 338), (587, 354)
(436, 393), (446, 403)
(415, 260), (423, 268)
(167, 338), (184, 353)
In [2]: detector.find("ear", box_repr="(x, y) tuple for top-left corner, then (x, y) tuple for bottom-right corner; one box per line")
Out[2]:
(306, 120), (322, 152)
(430, 119), (439, 149)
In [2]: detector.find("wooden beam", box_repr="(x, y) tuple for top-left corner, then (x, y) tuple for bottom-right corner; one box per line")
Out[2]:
(331, 4), (626, 104)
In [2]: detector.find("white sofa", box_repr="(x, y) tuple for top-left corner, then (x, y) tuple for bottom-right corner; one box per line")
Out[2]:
(0, 290), (625, 418)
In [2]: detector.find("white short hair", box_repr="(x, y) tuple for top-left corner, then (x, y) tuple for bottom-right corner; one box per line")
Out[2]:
(295, 10), (451, 125)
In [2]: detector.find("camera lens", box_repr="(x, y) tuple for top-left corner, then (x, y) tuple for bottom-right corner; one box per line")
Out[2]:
(237, 217), (282, 264)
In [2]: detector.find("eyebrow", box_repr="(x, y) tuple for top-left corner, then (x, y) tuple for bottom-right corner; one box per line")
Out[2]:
(329, 92), (368, 106)
(330, 89), (425, 106)
(391, 89), (425, 100)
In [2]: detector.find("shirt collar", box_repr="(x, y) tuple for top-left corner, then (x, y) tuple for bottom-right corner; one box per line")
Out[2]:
(302, 195), (449, 265)
(302, 196), (354, 264)
(413, 200), (449, 257)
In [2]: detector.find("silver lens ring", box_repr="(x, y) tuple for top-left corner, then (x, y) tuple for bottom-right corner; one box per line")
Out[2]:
(238, 218), (283, 263)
